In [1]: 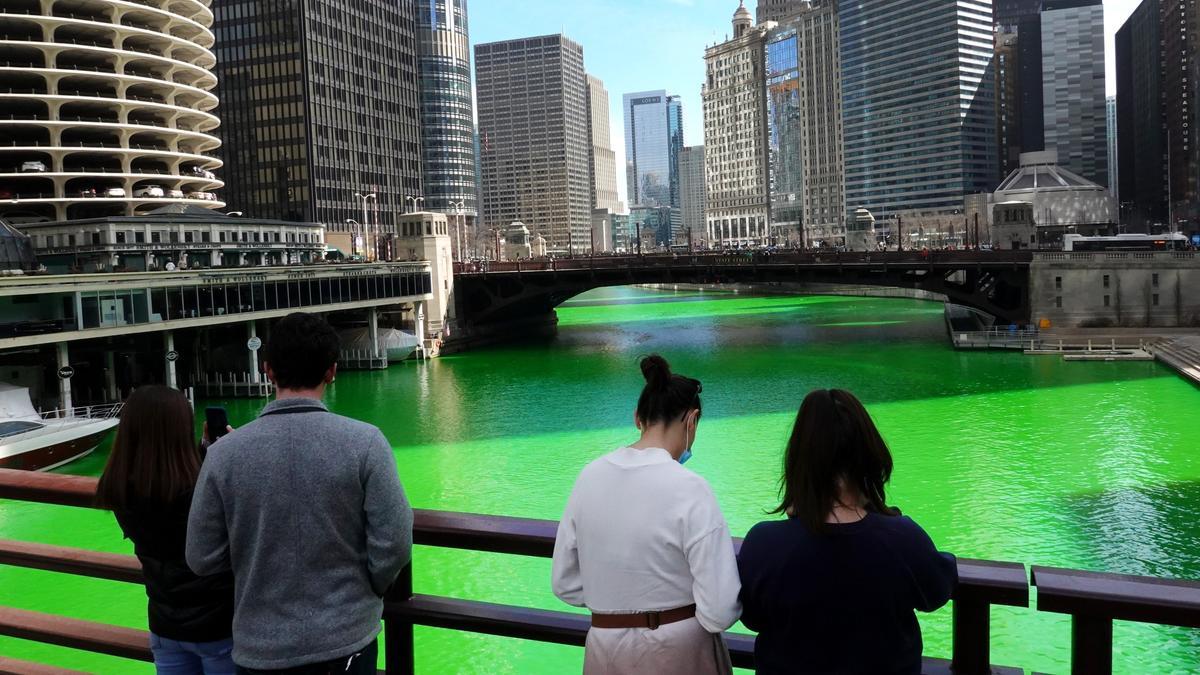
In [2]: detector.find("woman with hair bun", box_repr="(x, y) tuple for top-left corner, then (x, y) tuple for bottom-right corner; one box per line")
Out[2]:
(551, 355), (741, 675)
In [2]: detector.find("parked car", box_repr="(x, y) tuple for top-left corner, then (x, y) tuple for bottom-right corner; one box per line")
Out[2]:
(186, 191), (209, 200)
(79, 188), (97, 198)
(167, 189), (184, 198)
(20, 161), (46, 173)
(133, 185), (164, 198)
(103, 187), (126, 198)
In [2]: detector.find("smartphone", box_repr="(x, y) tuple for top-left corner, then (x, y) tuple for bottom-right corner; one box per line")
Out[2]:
(205, 407), (229, 442)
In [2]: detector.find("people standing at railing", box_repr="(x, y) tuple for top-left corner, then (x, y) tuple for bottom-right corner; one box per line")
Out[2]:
(96, 385), (235, 675)
(736, 390), (957, 674)
(551, 355), (741, 675)
(186, 312), (413, 675)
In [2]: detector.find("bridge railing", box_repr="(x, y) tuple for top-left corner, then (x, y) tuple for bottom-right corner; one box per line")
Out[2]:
(454, 250), (1033, 275)
(1, 468), (1198, 674)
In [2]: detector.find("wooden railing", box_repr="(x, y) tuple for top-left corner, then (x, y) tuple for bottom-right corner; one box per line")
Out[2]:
(1, 469), (1198, 674)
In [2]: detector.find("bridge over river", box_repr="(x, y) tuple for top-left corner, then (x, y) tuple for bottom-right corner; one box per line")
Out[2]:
(453, 251), (1034, 332)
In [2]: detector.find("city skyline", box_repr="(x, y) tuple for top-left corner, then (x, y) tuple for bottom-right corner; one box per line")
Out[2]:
(470, 0), (1145, 206)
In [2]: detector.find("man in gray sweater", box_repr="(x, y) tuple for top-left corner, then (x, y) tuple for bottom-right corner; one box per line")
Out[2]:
(187, 312), (413, 673)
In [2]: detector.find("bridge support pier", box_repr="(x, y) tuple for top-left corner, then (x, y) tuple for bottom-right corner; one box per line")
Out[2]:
(248, 322), (261, 385)
(164, 332), (177, 390)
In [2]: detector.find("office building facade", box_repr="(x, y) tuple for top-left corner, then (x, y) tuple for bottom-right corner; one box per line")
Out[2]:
(417, 0), (479, 240)
(213, 0), (423, 250)
(679, 146), (707, 245)
(587, 76), (623, 214)
(839, 0), (998, 225)
(623, 91), (684, 208)
(703, 3), (771, 246)
(756, 0), (809, 23)
(475, 35), (593, 253)
(996, 27), (1023, 180)
(1116, 0), (1165, 228)
(1106, 96), (1118, 201)
(766, 3), (844, 247)
(994, 0), (1042, 28)
(1161, 0), (1200, 226)
(1039, 0), (1108, 187)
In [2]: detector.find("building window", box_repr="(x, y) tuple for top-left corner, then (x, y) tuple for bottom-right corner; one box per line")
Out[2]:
(1055, 276), (1062, 290)
(185, 232), (194, 243)
(115, 232), (126, 244)
(1153, 294), (1160, 306)
(202, 232), (211, 243)
(1103, 295), (1111, 307)
(1056, 296), (1062, 308)
(135, 232), (145, 244)
(91, 232), (101, 244)
(1153, 273), (1160, 287)
(1103, 275), (1110, 288)
(152, 232), (161, 243)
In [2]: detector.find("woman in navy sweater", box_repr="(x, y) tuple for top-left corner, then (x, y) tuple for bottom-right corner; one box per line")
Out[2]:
(736, 389), (957, 674)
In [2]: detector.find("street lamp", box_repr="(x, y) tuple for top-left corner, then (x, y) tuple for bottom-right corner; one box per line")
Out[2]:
(225, 211), (243, 217)
(449, 200), (466, 262)
(353, 192), (377, 260)
(345, 218), (362, 258)
(405, 196), (425, 213)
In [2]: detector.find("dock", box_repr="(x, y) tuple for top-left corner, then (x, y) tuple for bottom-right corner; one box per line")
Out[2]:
(1145, 336), (1200, 387)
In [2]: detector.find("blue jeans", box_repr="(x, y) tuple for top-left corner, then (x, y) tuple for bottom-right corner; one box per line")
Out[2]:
(150, 634), (236, 675)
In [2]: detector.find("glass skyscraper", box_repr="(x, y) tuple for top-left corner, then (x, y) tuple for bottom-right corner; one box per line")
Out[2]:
(623, 91), (683, 208)
(766, 31), (804, 235)
(839, 0), (997, 222)
(1040, 0), (1108, 188)
(417, 0), (478, 235)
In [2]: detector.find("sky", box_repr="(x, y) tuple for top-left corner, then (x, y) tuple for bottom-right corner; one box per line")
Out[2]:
(470, 0), (1144, 205)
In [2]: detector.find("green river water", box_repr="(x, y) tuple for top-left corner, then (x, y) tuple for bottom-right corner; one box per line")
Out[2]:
(2, 287), (1199, 673)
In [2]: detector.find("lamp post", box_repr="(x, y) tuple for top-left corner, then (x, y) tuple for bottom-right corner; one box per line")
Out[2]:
(405, 196), (425, 214)
(449, 200), (466, 262)
(353, 192), (377, 260)
(345, 218), (362, 258)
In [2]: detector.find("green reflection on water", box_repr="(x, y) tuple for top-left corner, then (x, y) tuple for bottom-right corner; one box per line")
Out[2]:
(2, 287), (1198, 673)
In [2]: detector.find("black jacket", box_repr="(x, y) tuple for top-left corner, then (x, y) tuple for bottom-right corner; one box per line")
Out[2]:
(114, 491), (234, 642)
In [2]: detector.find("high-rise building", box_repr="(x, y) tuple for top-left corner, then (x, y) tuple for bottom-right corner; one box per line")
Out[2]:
(475, 35), (593, 253)
(996, 27), (1023, 180)
(1106, 96), (1118, 201)
(679, 146), (707, 245)
(765, 3), (844, 247)
(756, 0), (809, 23)
(417, 0), (479, 247)
(623, 91), (684, 208)
(1039, 0), (1108, 187)
(839, 0), (997, 225)
(1117, 0), (1165, 229)
(994, 0), (1042, 29)
(0, 1), (223, 223)
(213, 0), (423, 251)
(586, 76), (623, 214)
(1161, 0), (1200, 226)
(703, 3), (771, 246)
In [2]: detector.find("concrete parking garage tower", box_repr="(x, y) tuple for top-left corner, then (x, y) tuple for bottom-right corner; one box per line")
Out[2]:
(0, 0), (223, 224)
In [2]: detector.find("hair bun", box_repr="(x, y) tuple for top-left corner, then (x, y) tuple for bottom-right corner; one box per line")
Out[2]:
(640, 354), (672, 390)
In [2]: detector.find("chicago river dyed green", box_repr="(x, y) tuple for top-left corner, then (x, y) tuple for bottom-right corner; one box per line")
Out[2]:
(2, 288), (1199, 673)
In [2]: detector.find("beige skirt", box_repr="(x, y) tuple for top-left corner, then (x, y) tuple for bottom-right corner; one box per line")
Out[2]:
(582, 617), (734, 675)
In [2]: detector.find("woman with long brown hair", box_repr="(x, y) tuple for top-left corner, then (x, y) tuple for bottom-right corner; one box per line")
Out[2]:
(97, 386), (234, 675)
(736, 389), (957, 674)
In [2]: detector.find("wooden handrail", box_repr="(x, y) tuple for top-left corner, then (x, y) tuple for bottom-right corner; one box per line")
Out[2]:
(1032, 566), (1200, 674)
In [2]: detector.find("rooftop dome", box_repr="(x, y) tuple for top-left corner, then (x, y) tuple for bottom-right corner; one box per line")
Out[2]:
(734, 0), (753, 21)
(733, 1), (753, 36)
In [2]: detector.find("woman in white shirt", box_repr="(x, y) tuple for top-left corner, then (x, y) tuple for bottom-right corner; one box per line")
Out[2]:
(551, 355), (742, 675)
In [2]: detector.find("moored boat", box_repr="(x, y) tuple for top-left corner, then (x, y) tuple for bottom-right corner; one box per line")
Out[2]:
(0, 384), (121, 472)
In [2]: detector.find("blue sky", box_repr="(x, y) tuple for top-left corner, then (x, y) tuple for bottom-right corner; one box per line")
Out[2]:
(470, 0), (1142, 204)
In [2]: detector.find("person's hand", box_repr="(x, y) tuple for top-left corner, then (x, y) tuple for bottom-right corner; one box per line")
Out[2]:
(202, 422), (235, 445)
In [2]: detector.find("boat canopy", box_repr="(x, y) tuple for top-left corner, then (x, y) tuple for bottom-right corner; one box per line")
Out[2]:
(0, 384), (41, 422)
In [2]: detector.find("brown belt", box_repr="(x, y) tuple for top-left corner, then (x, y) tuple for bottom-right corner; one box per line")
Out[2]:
(590, 604), (697, 630)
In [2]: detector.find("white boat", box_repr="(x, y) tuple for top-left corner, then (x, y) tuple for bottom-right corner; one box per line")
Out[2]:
(0, 384), (121, 472)
(338, 327), (421, 363)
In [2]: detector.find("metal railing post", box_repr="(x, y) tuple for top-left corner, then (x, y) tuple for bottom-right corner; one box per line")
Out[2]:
(385, 563), (415, 675)
(951, 594), (990, 673)
(1071, 615), (1113, 675)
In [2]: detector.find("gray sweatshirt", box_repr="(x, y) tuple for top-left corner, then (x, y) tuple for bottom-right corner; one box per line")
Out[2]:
(186, 398), (413, 670)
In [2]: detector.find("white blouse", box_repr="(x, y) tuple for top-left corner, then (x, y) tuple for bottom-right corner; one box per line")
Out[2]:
(551, 447), (742, 633)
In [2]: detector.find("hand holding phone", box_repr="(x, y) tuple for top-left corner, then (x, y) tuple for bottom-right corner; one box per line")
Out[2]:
(205, 407), (230, 443)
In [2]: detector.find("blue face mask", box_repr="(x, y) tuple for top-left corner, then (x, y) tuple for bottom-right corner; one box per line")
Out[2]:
(679, 449), (693, 465)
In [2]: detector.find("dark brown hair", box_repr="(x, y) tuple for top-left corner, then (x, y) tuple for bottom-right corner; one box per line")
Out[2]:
(635, 355), (702, 427)
(774, 389), (898, 532)
(96, 386), (200, 511)
(264, 312), (340, 390)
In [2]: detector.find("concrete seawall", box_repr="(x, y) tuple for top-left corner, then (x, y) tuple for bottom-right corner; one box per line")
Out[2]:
(637, 282), (947, 303)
